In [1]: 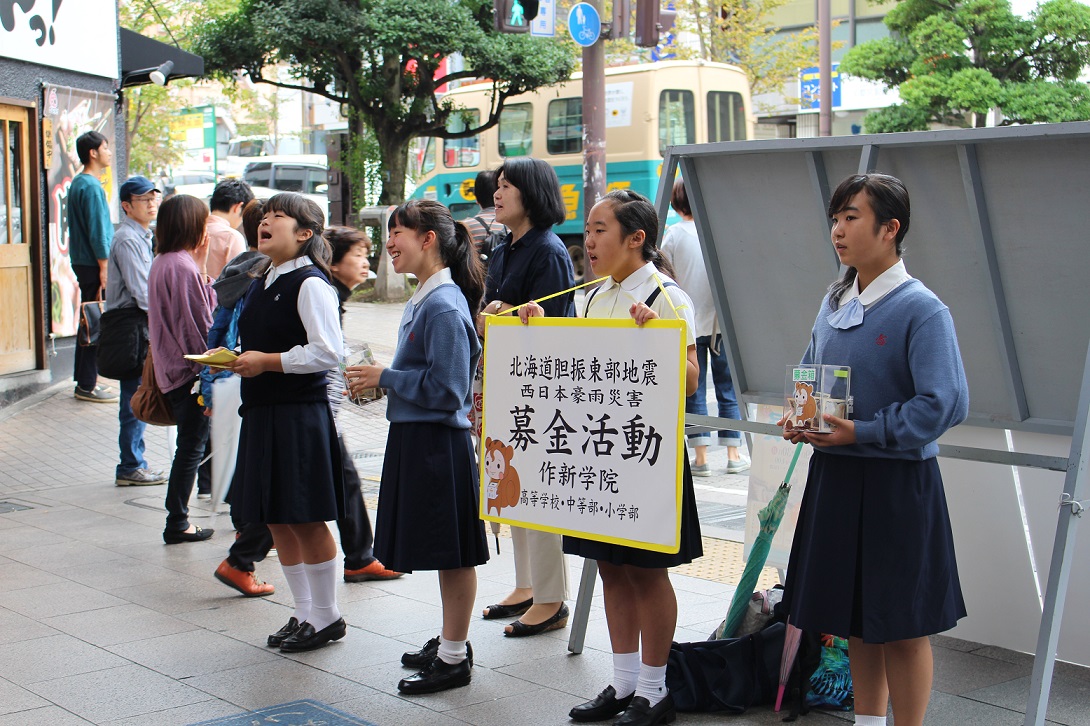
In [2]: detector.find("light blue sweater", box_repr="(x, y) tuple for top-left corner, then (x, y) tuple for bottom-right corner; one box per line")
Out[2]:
(802, 279), (969, 460)
(380, 284), (481, 429)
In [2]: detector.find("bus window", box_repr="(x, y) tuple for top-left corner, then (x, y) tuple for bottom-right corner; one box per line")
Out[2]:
(444, 111), (481, 168)
(411, 137), (436, 176)
(498, 103), (533, 157)
(547, 98), (583, 155)
(707, 91), (747, 142)
(659, 90), (695, 155)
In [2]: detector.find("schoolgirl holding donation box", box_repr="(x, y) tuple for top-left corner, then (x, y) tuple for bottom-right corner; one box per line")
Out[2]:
(520, 189), (702, 726)
(780, 174), (969, 726)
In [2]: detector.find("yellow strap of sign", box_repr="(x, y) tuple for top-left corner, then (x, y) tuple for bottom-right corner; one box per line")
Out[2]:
(482, 276), (610, 317)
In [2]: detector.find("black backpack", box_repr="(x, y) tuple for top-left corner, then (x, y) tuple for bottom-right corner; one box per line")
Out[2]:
(473, 215), (507, 260)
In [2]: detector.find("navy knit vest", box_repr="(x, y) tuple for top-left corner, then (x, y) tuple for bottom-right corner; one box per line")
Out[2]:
(238, 266), (331, 411)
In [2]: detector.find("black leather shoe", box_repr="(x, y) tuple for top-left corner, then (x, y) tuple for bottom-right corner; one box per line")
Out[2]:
(401, 637), (474, 668)
(398, 655), (472, 695)
(267, 617), (301, 648)
(279, 618), (347, 652)
(613, 694), (676, 726)
(569, 685), (634, 722)
(163, 526), (214, 544)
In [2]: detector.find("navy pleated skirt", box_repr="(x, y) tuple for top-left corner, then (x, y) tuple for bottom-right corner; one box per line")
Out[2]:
(374, 421), (490, 573)
(563, 457), (703, 568)
(782, 451), (966, 643)
(230, 401), (345, 525)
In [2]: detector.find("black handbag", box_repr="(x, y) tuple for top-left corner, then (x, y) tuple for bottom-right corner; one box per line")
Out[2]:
(665, 621), (785, 713)
(96, 307), (149, 380)
(77, 299), (104, 347)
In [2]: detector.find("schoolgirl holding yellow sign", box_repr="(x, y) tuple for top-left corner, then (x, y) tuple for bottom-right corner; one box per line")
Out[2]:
(520, 190), (702, 726)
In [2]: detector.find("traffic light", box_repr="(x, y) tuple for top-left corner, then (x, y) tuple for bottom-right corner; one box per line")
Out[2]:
(494, 0), (540, 33)
(635, 0), (676, 47)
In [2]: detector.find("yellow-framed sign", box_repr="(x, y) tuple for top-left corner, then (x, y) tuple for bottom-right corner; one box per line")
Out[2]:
(480, 316), (687, 553)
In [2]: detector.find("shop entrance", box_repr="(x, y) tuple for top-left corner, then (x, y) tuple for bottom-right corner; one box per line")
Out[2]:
(0, 103), (39, 375)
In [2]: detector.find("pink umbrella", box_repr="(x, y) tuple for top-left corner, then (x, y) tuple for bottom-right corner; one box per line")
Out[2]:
(774, 620), (804, 712)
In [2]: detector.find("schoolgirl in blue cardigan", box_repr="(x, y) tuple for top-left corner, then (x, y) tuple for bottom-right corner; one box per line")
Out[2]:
(345, 200), (488, 696)
(780, 174), (969, 726)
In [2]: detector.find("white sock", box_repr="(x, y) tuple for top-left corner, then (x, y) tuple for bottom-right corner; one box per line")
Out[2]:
(612, 651), (641, 698)
(437, 637), (467, 665)
(281, 562), (311, 623)
(635, 662), (668, 706)
(855, 716), (887, 726)
(303, 557), (342, 631)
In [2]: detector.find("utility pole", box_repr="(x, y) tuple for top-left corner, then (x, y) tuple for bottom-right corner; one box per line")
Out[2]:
(818, 0), (832, 136)
(583, 0), (606, 241)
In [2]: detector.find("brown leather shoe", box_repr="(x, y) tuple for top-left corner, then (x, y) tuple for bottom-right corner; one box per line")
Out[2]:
(344, 560), (405, 582)
(214, 559), (274, 597)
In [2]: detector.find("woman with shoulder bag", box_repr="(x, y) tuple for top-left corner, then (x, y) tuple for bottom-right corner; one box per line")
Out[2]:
(147, 194), (217, 544)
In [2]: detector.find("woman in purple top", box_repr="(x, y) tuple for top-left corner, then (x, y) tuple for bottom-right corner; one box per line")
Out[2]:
(147, 195), (217, 545)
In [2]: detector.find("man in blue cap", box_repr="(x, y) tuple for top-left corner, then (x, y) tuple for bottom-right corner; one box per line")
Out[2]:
(106, 175), (168, 486)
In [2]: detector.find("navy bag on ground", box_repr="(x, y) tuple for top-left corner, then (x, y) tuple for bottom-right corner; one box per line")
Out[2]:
(665, 621), (785, 713)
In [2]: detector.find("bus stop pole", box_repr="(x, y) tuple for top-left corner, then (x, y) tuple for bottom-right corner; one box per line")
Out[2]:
(568, 9), (606, 654)
(583, 2), (606, 229)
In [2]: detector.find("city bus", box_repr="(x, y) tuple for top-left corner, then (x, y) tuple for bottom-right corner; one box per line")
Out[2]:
(409, 60), (753, 279)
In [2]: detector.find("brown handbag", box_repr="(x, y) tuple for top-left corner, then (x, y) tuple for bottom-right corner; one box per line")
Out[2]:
(131, 349), (176, 426)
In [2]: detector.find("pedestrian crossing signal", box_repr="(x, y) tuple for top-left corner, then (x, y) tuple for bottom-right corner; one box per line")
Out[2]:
(495, 0), (540, 33)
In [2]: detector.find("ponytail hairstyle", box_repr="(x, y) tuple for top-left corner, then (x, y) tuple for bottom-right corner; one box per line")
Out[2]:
(388, 199), (485, 314)
(600, 189), (677, 279)
(827, 173), (911, 307)
(252, 192), (331, 279)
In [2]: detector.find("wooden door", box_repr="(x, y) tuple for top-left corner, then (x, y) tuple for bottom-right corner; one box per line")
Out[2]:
(0, 104), (37, 374)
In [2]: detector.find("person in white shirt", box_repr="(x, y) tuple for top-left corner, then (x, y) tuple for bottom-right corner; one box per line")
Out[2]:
(660, 178), (749, 476)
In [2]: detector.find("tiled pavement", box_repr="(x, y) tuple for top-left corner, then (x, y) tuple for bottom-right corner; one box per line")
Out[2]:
(0, 301), (1085, 725)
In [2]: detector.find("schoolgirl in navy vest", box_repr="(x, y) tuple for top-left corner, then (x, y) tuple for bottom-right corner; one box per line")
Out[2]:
(345, 200), (489, 695)
(520, 191), (703, 726)
(226, 193), (347, 653)
(780, 174), (969, 726)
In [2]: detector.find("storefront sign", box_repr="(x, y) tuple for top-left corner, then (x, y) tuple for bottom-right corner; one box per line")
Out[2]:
(480, 316), (686, 553)
(0, 0), (119, 78)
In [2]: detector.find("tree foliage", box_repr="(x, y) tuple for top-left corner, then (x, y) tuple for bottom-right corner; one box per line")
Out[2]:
(841, 0), (1090, 131)
(191, 0), (576, 204)
(671, 0), (824, 104)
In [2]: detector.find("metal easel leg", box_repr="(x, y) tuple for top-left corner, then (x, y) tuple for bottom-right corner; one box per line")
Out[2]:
(1025, 340), (1090, 726)
(568, 558), (599, 654)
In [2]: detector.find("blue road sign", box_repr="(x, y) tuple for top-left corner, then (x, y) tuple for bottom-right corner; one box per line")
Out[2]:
(568, 2), (601, 47)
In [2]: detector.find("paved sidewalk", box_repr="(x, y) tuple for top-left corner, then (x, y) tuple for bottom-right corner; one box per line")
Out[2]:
(0, 301), (1084, 725)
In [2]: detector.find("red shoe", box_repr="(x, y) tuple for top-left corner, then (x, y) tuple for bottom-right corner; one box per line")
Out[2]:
(215, 559), (275, 596)
(344, 560), (405, 582)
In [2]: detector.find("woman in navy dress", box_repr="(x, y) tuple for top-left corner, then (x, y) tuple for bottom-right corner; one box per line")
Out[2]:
(780, 173), (969, 726)
(227, 193), (347, 653)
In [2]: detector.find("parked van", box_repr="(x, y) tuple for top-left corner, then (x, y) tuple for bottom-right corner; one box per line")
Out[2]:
(242, 155), (329, 224)
(242, 155), (328, 194)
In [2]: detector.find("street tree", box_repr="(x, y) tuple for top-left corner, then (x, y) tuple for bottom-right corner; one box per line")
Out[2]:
(671, 0), (823, 103)
(840, 0), (1090, 131)
(192, 0), (576, 205)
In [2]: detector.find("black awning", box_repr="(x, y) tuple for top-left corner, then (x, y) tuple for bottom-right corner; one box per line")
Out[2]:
(119, 28), (205, 87)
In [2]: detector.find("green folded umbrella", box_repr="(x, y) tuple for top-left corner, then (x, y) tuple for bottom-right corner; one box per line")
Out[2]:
(714, 443), (803, 640)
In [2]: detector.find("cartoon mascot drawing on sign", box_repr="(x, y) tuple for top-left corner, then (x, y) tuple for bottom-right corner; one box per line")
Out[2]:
(791, 381), (818, 430)
(484, 437), (521, 516)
